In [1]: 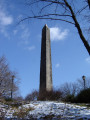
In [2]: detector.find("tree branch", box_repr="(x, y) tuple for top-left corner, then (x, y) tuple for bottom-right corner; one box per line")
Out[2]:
(41, 0), (65, 5)
(64, 0), (90, 55)
(25, 0), (41, 6)
(19, 14), (74, 25)
(76, 5), (88, 15)
(39, 3), (53, 13)
(25, 0), (65, 6)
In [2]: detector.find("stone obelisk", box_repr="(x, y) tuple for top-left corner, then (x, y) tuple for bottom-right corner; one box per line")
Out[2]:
(39, 24), (53, 93)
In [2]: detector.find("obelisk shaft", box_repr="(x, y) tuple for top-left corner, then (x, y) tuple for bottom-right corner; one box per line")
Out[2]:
(40, 24), (52, 92)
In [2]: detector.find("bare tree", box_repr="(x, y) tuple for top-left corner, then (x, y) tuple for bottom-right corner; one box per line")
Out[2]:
(0, 56), (19, 99)
(59, 77), (90, 98)
(25, 90), (39, 101)
(20, 0), (90, 55)
(60, 82), (78, 98)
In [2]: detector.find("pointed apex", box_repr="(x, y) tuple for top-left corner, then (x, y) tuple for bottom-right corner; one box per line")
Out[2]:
(45, 24), (48, 26)
(44, 24), (48, 28)
(42, 24), (49, 30)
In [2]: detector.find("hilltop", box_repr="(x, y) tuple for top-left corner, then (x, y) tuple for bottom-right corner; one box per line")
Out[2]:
(0, 101), (90, 120)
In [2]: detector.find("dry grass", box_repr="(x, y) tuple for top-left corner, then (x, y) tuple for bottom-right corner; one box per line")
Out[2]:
(13, 106), (34, 119)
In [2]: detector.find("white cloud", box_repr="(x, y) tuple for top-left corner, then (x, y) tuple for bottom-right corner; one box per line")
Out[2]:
(0, 2), (13, 38)
(21, 28), (30, 40)
(50, 27), (68, 41)
(0, 9), (13, 26)
(25, 46), (35, 51)
(17, 25), (31, 46)
(18, 25), (30, 45)
(86, 57), (90, 64)
(55, 63), (60, 68)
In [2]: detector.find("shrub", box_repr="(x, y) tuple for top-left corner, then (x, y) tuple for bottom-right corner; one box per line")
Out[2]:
(10, 102), (22, 108)
(25, 90), (39, 101)
(5, 98), (13, 102)
(4, 98), (22, 108)
(38, 90), (62, 101)
(63, 94), (75, 103)
(76, 88), (90, 103)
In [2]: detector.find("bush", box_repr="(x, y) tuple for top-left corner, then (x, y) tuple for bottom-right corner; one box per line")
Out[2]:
(4, 98), (22, 108)
(63, 94), (75, 103)
(38, 90), (62, 101)
(25, 90), (39, 101)
(5, 98), (13, 102)
(76, 88), (90, 103)
(10, 102), (22, 108)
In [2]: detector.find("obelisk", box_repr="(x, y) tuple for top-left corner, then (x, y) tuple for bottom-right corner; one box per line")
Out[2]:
(39, 24), (53, 93)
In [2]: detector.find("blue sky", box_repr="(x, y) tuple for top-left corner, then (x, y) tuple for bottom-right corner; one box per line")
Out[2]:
(0, 0), (90, 98)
